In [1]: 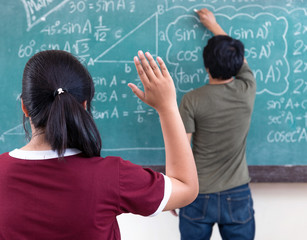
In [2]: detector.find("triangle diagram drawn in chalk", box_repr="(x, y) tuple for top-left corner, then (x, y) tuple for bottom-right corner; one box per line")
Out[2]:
(3, 124), (25, 136)
(0, 124), (25, 142)
(94, 13), (158, 63)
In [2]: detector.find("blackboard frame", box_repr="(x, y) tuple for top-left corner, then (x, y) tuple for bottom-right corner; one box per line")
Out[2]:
(145, 165), (307, 182)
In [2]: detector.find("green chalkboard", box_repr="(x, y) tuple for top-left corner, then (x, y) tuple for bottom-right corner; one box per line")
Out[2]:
(0, 0), (306, 167)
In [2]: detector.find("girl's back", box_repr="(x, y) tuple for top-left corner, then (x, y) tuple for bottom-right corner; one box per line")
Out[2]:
(0, 149), (167, 239)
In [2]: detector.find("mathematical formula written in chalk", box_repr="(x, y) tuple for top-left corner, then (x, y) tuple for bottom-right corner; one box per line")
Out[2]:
(0, 0), (306, 165)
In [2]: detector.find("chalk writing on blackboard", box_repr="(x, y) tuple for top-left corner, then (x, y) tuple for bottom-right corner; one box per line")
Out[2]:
(0, 0), (306, 165)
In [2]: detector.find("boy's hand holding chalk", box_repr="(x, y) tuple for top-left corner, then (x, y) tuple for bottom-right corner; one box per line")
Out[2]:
(193, 8), (227, 36)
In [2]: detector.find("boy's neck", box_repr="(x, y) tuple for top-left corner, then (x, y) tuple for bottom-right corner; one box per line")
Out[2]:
(209, 77), (233, 85)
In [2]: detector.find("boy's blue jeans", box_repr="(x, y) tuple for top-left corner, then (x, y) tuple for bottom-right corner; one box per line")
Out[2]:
(179, 184), (255, 240)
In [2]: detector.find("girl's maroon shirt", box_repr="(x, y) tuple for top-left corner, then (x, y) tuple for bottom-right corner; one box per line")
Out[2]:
(0, 149), (169, 240)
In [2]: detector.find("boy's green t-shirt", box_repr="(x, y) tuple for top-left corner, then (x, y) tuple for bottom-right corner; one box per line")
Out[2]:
(179, 63), (256, 194)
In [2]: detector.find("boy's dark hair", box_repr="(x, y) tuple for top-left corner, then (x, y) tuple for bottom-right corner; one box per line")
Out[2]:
(203, 35), (244, 80)
(21, 50), (102, 158)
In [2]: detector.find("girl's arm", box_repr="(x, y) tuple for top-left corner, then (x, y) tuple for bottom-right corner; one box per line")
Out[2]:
(128, 51), (198, 210)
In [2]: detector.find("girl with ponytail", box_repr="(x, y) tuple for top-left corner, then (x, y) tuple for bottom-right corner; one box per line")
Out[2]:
(0, 50), (198, 239)
(21, 50), (101, 157)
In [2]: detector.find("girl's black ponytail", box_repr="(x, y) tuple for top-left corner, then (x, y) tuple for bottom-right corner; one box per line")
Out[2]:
(22, 50), (102, 158)
(46, 91), (101, 157)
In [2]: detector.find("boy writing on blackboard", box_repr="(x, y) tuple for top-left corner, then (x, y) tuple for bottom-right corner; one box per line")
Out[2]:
(176, 8), (256, 240)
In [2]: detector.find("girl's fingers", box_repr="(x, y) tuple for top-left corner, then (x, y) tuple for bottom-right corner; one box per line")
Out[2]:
(138, 51), (156, 81)
(156, 57), (171, 78)
(127, 83), (145, 102)
(134, 55), (149, 86)
(145, 52), (162, 78)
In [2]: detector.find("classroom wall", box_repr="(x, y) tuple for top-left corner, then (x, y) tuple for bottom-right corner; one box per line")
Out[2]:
(118, 183), (307, 240)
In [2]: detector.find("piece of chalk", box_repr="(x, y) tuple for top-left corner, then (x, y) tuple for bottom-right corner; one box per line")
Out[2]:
(194, 9), (198, 12)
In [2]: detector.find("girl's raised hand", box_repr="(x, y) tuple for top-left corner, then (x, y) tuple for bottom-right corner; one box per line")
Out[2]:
(128, 51), (177, 114)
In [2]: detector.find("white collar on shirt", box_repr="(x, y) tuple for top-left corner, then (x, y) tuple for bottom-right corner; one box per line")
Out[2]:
(9, 148), (82, 160)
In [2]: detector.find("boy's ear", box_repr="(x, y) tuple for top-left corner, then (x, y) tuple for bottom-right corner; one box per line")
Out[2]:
(206, 68), (212, 78)
(21, 99), (29, 117)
